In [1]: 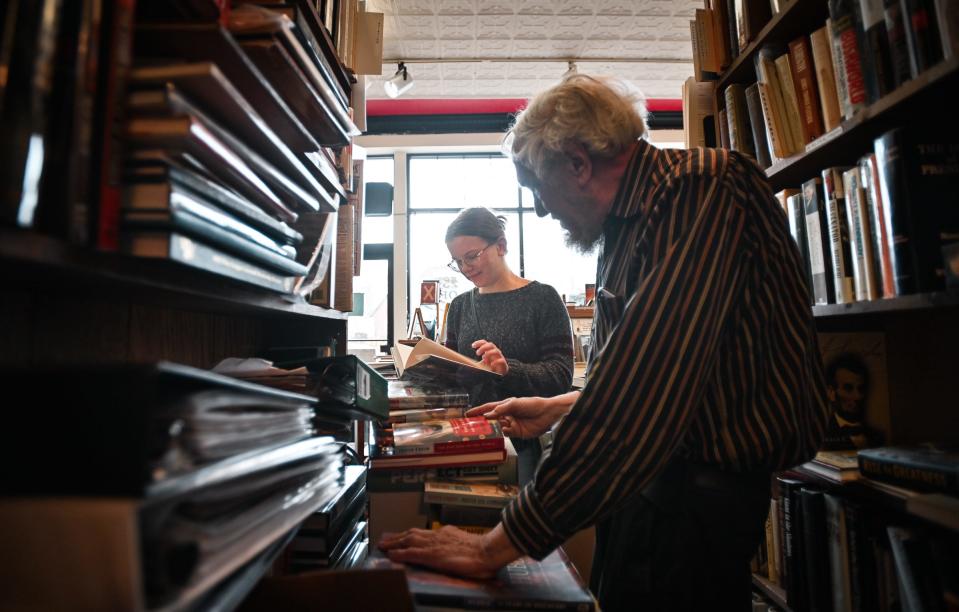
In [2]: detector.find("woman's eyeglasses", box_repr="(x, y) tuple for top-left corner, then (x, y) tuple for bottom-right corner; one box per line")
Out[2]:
(447, 243), (492, 272)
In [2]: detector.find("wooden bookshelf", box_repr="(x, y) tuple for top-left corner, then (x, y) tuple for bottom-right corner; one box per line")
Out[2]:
(0, 228), (347, 321)
(765, 57), (959, 191)
(811, 290), (959, 318)
(751, 573), (790, 611)
(717, 0), (829, 91)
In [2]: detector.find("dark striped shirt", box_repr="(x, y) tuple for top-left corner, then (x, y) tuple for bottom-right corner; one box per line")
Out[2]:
(502, 140), (830, 559)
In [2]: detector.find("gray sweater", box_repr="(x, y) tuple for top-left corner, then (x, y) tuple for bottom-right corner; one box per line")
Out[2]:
(445, 281), (574, 406)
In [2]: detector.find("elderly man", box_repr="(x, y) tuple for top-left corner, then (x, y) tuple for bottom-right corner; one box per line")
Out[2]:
(381, 75), (830, 611)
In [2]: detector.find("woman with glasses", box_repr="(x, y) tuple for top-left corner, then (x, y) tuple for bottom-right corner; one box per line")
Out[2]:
(444, 207), (574, 485)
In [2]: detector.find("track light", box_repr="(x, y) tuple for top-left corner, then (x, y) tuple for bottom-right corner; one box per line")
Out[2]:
(384, 62), (414, 98)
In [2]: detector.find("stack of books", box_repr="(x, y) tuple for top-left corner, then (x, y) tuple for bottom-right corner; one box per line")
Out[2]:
(285, 464), (369, 572)
(0, 362), (350, 609)
(366, 381), (518, 543)
(424, 481), (520, 534)
(118, 4), (358, 294)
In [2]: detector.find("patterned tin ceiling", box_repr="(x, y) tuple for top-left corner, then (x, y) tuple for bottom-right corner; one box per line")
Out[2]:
(364, 0), (698, 100)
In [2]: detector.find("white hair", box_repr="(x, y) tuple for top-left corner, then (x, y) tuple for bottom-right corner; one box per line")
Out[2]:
(507, 74), (648, 178)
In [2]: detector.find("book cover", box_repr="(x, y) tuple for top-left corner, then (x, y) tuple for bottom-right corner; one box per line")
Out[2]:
(859, 0), (895, 97)
(829, 0), (869, 117)
(378, 417), (504, 458)
(788, 35), (826, 144)
(424, 481), (519, 509)
(817, 332), (889, 450)
(859, 445), (959, 494)
(901, 0), (944, 78)
(393, 337), (503, 385)
(365, 547), (595, 612)
(810, 24), (844, 131)
(124, 156), (303, 245)
(874, 128), (958, 295)
(123, 231), (296, 293)
(858, 153), (897, 298)
(842, 166), (879, 301)
(744, 83), (772, 168)
(802, 177), (835, 304)
(822, 167), (856, 304)
(884, 0), (914, 87)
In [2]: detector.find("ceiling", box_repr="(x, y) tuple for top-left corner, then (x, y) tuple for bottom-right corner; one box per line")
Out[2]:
(363, 0), (698, 101)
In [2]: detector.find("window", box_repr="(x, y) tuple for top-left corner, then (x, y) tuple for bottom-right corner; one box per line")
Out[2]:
(407, 154), (599, 329)
(348, 157), (394, 359)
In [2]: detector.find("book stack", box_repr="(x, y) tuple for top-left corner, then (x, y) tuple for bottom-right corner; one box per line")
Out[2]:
(119, 4), (359, 294)
(285, 464), (370, 572)
(0, 362), (351, 610)
(366, 381), (518, 543)
(424, 481), (520, 534)
(365, 546), (596, 612)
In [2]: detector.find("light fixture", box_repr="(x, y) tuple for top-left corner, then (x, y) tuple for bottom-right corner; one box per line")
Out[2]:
(563, 61), (578, 78)
(384, 62), (414, 98)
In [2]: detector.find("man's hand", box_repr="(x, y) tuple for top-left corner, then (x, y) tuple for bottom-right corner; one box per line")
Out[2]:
(472, 339), (508, 375)
(378, 524), (519, 579)
(466, 392), (579, 439)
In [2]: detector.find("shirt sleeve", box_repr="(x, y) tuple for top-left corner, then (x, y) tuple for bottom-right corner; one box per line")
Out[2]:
(500, 286), (574, 398)
(501, 169), (754, 559)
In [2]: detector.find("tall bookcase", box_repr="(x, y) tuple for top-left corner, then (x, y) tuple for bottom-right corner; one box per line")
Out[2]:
(0, 1), (370, 609)
(697, 0), (958, 609)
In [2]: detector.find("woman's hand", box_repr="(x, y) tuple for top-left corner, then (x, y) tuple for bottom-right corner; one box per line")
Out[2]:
(466, 395), (571, 439)
(472, 339), (508, 375)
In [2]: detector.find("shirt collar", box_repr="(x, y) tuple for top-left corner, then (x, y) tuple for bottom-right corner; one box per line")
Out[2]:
(608, 138), (661, 220)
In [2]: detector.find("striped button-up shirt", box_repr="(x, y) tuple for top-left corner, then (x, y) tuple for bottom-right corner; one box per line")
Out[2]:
(502, 140), (830, 559)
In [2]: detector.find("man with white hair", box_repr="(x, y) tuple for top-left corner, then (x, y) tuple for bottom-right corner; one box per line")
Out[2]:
(381, 74), (830, 611)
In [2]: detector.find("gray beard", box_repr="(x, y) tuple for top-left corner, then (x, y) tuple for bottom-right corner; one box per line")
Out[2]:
(564, 228), (602, 254)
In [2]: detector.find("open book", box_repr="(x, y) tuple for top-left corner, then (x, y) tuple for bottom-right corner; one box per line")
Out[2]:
(391, 337), (503, 384)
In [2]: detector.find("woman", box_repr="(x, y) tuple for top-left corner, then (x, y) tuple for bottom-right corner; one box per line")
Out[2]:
(444, 207), (573, 485)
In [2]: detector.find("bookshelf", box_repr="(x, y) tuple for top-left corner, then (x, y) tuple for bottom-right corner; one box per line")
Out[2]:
(0, 1), (373, 609)
(697, 0), (959, 609)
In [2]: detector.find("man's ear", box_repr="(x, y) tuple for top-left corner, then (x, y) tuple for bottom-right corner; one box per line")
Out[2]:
(563, 144), (593, 186)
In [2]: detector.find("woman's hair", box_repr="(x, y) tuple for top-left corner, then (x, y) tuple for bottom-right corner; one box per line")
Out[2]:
(445, 207), (507, 245)
(507, 74), (648, 178)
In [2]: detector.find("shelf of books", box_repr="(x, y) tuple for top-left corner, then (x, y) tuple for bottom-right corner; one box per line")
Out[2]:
(0, 1), (382, 610)
(689, 1), (959, 611)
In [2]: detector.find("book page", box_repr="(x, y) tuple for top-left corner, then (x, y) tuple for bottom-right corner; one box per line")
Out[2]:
(407, 337), (492, 372)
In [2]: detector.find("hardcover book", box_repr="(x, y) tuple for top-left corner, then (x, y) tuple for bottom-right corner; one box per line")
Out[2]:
(859, 445), (959, 494)
(365, 547), (595, 611)
(802, 177), (835, 304)
(387, 380), (470, 410)
(392, 337), (503, 385)
(822, 167), (856, 304)
(424, 481), (519, 509)
(377, 418), (505, 458)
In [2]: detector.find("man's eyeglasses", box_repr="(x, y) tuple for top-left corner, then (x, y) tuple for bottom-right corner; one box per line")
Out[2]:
(447, 243), (492, 272)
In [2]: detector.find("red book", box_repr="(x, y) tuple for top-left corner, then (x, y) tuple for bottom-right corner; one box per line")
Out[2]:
(788, 35), (825, 144)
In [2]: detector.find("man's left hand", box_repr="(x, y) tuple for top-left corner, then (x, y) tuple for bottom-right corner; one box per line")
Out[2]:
(379, 525), (499, 579)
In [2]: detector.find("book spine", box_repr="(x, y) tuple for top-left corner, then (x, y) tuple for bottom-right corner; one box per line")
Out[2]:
(774, 53), (806, 150)
(95, 0), (136, 250)
(860, 153), (897, 297)
(810, 24), (844, 131)
(756, 82), (784, 160)
(779, 478), (808, 612)
(423, 491), (510, 509)
(789, 35), (826, 144)
(884, 0), (914, 87)
(432, 438), (505, 455)
(800, 488), (831, 612)
(824, 494), (852, 612)
(860, 0), (895, 97)
(935, 0), (959, 59)
(726, 0), (740, 58)
(873, 128), (923, 295)
(765, 500), (780, 584)
(744, 83), (772, 168)
(828, 17), (854, 120)
(724, 84), (755, 158)
(822, 167), (856, 303)
(901, 0), (944, 78)
(787, 193), (815, 303)
(842, 166), (878, 301)
(858, 453), (959, 494)
(161, 232), (294, 292)
(830, 0), (869, 118)
(803, 177), (835, 304)
(718, 108), (731, 149)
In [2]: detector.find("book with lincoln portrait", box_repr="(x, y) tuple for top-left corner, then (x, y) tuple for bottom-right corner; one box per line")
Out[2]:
(817, 332), (888, 450)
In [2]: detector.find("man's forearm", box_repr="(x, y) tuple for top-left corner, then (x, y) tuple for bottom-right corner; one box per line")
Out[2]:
(479, 523), (523, 571)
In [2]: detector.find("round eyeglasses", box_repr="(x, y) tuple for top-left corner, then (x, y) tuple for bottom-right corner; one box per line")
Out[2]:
(447, 243), (493, 272)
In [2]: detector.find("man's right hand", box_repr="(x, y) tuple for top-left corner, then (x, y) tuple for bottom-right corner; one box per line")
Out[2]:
(466, 392), (579, 439)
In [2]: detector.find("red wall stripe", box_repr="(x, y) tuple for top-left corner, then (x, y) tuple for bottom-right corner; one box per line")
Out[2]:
(366, 98), (682, 117)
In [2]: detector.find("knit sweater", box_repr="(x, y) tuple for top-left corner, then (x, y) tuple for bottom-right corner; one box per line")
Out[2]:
(445, 281), (574, 406)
